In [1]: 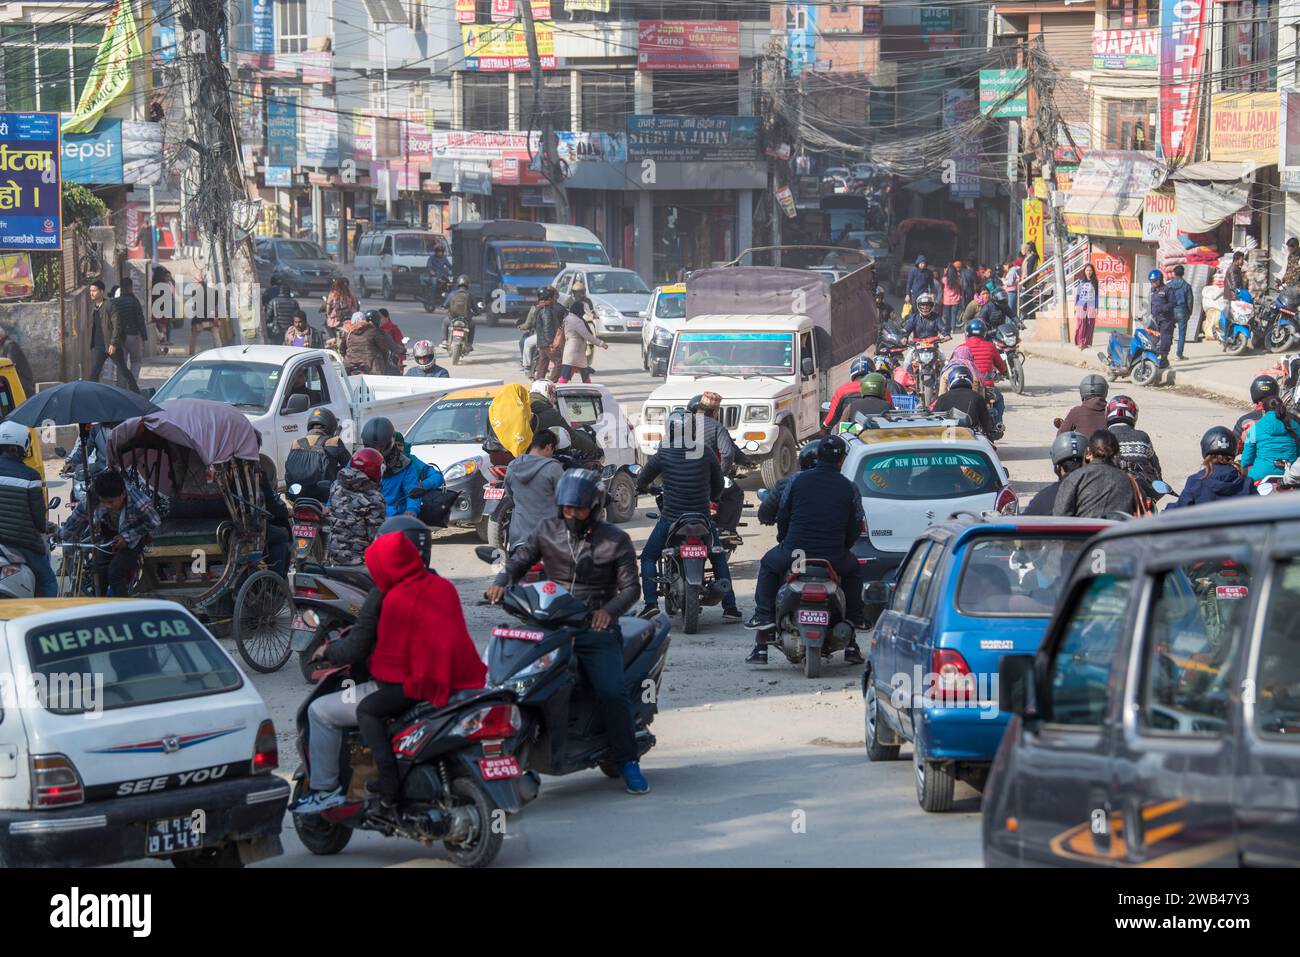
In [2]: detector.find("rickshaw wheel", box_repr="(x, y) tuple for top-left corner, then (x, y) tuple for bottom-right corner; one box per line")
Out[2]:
(233, 569), (294, 673)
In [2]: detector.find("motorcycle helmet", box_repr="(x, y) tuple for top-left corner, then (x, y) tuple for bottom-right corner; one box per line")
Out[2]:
(571, 279), (587, 295)
(361, 416), (396, 453)
(665, 408), (694, 449)
(1147, 268), (1163, 282)
(457, 275), (469, 288)
(555, 469), (604, 534)
(306, 406), (339, 435)
(966, 318), (987, 338)
(859, 372), (888, 399)
(871, 355), (893, 375)
(412, 339), (436, 363)
(349, 447), (384, 484)
(364, 308), (383, 326)
(1106, 395), (1138, 426)
(538, 286), (557, 302)
(915, 292), (936, 315)
(850, 355), (873, 380)
(798, 440), (821, 471)
(1201, 425), (1237, 458)
(0, 420), (29, 457)
(1050, 431), (1088, 468)
(530, 379), (558, 404)
(945, 367), (974, 391)
(1079, 374), (1109, 401)
(1250, 374), (1279, 404)
(377, 513), (432, 566)
(874, 285), (886, 301)
(817, 434), (848, 468)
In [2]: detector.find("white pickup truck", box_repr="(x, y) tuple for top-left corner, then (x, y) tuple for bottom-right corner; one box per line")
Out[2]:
(147, 345), (499, 479)
(635, 314), (853, 490)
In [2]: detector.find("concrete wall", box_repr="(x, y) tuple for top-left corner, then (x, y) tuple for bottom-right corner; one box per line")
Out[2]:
(0, 287), (91, 385)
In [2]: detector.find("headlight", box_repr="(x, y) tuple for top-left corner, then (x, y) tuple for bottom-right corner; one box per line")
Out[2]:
(443, 458), (480, 483)
(743, 405), (771, 423)
(644, 405), (667, 424)
(511, 650), (560, 682)
(596, 303), (620, 319)
(394, 265), (408, 273)
(652, 328), (674, 346)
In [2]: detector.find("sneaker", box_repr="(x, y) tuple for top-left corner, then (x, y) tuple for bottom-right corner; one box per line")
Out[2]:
(638, 603), (661, 620)
(291, 786), (346, 815)
(843, 644), (865, 665)
(745, 645), (768, 665)
(721, 607), (743, 623)
(743, 614), (775, 631)
(622, 761), (650, 795)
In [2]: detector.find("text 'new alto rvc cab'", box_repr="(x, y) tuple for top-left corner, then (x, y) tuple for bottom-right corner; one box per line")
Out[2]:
(985, 496), (1300, 867)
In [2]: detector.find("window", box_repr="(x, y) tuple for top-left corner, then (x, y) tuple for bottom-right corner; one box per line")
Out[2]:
(278, 0), (307, 54)
(1102, 98), (1157, 151)
(957, 536), (1091, 618)
(891, 542), (930, 612)
(407, 398), (492, 445)
(654, 72), (739, 116)
(1220, 0), (1277, 92)
(909, 542), (946, 617)
(581, 73), (634, 133)
(1047, 574), (1133, 726)
(519, 74), (571, 133)
(0, 23), (102, 112)
(799, 332), (813, 376)
(461, 74), (509, 131)
(786, 5), (808, 29)
(1256, 558), (1300, 737)
(0, 379), (15, 418)
(854, 449), (999, 502)
(559, 394), (602, 425)
(1103, 0), (1159, 29)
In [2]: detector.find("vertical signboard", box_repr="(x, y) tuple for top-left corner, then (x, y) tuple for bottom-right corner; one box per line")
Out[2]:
(0, 113), (61, 251)
(1280, 88), (1300, 193)
(266, 97), (298, 168)
(1023, 198), (1045, 260)
(1091, 245), (1132, 329)
(944, 89), (979, 199)
(1159, 0), (1208, 162)
(249, 0), (275, 69)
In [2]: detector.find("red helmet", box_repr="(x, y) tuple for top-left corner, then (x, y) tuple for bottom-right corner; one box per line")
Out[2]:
(1105, 395), (1138, 425)
(349, 447), (384, 483)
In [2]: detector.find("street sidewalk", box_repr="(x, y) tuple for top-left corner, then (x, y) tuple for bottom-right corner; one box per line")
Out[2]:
(1018, 320), (1281, 409)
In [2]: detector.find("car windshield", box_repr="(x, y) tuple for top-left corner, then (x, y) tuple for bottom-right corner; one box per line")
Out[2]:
(586, 271), (649, 296)
(25, 610), (241, 714)
(956, 536), (1091, 617)
(407, 398), (491, 444)
(277, 241), (324, 260)
(152, 360), (281, 412)
(855, 448), (999, 500)
(655, 292), (686, 319)
(394, 234), (438, 255)
(497, 245), (562, 273)
(669, 332), (795, 376)
(554, 243), (608, 264)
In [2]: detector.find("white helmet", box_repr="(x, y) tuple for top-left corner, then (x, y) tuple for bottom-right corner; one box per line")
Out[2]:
(350, 310), (366, 324)
(530, 380), (557, 404)
(412, 339), (435, 361)
(0, 420), (29, 456)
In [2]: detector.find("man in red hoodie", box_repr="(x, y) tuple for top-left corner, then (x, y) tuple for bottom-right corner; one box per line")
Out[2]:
(355, 528), (487, 810)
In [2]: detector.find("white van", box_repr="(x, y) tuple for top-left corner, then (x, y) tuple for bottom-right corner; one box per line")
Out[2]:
(0, 598), (289, 867)
(355, 229), (444, 301)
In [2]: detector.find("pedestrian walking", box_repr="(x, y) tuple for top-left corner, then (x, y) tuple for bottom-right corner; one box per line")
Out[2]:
(1073, 263), (1099, 349)
(115, 277), (148, 380)
(86, 279), (140, 393)
(940, 262), (962, 335)
(556, 303), (607, 384)
(1167, 264), (1194, 360)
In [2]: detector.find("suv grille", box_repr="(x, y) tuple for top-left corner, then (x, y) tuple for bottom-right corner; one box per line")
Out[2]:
(721, 405), (740, 429)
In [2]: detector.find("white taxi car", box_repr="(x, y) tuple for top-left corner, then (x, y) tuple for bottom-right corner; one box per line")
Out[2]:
(0, 599), (289, 867)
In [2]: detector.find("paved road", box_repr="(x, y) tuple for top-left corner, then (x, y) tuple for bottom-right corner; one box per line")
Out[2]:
(102, 294), (1245, 867)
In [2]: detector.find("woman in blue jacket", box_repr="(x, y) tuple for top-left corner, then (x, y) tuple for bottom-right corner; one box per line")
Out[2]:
(1240, 397), (1300, 483)
(1166, 426), (1256, 509)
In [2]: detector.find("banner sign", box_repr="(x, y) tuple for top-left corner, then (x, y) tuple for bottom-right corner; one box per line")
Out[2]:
(63, 0), (144, 134)
(62, 117), (122, 184)
(1159, 0), (1209, 162)
(264, 165), (292, 187)
(432, 130), (538, 160)
(1281, 88), (1300, 194)
(122, 120), (163, 186)
(1210, 91), (1279, 164)
(1092, 29), (1157, 70)
(555, 132), (626, 165)
(0, 252), (33, 298)
(0, 113), (61, 251)
(787, 4), (817, 78)
(944, 89), (979, 199)
(566, 0), (609, 10)
(1023, 199), (1045, 260)
(266, 97), (298, 167)
(250, 0), (275, 67)
(1142, 190), (1177, 242)
(456, 0), (476, 22)
(979, 69), (1028, 118)
(301, 51), (333, 85)
(453, 162), (493, 196)
(462, 23), (556, 70)
(1091, 245), (1132, 328)
(626, 115), (758, 162)
(637, 21), (739, 71)
(775, 184), (797, 218)
(492, 0), (551, 21)
(302, 100), (339, 167)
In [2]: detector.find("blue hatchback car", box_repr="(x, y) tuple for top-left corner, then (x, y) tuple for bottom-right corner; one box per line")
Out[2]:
(862, 515), (1112, 812)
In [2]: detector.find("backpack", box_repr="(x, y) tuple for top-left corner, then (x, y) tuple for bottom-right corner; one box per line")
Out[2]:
(284, 437), (333, 491)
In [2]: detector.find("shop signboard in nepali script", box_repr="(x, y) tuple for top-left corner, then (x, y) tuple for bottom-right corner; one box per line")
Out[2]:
(0, 113), (62, 252)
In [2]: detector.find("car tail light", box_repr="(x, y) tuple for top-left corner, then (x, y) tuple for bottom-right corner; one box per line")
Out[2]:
(31, 754), (84, 808)
(252, 719), (278, 774)
(292, 507), (320, 522)
(453, 704), (522, 740)
(995, 486), (1018, 515)
(931, 649), (977, 702)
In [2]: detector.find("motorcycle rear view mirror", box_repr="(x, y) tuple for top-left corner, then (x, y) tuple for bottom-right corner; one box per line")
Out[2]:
(821, 401), (831, 413)
(47, 496), (60, 511)
(474, 545), (498, 565)
(626, 463), (642, 477)
(289, 483), (303, 495)
(554, 428), (572, 450)
(1150, 480), (1172, 496)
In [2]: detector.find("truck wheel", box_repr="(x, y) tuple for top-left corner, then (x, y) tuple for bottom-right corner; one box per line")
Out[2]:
(605, 472), (637, 524)
(760, 429), (796, 490)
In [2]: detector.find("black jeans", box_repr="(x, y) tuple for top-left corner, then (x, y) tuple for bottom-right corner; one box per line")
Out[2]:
(266, 524), (290, 577)
(714, 482), (744, 533)
(1154, 319), (1175, 361)
(574, 627), (638, 766)
(91, 541), (145, 597)
(88, 345), (140, 393)
(754, 544), (865, 635)
(356, 681), (418, 804)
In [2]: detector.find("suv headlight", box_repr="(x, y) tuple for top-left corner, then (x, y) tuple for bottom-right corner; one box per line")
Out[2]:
(644, 406), (667, 424)
(443, 458), (480, 483)
(743, 405), (771, 423)
(652, 328), (674, 346)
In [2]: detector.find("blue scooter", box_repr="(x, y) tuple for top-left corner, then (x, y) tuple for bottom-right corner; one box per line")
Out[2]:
(1099, 319), (1164, 387)
(1219, 287), (1265, 356)
(1260, 285), (1300, 353)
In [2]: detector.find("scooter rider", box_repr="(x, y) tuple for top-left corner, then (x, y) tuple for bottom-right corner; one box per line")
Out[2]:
(1165, 427), (1256, 510)
(291, 513), (432, 814)
(1105, 396), (1162, 491)
(485, 470), (649, 795)
(1052, 430), (1143, 519)
(284, 406), (352, 503)
(405, 339), (449, 378)
(1022, 431), (1088, 515)
(361, 417), (445, 517)
(745, 434), (866, 665)
(930, 367), (996, 438)
(874, 286), (895, 326)
(635, 409), (742, 623)
(0, 421), (56, 597)
(757, 440), (820, 526)
(1058, 374), (1109, 437)
(443, 275), (477, 353)
(687, 391), (746, 535)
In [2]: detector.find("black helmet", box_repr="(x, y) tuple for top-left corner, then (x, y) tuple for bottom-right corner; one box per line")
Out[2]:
(1250, 374), (1280, 405)
(798, 440), (820, 471)
(1050, 431), (1087, 468)
(555, 468), (602, 510)
(457, 274), (469, 287)
(1201, 426), (1237, 458)
(665, 408), (693, 449)
(306, 406), (338, 435)
(818, 434), (848, 468)
(364, 308), (383, 326)
(361, 416), (396, 452)
(1079, 374), (1109, 401)
(377, 514), (432, 566)
(686, 394), (704, 414)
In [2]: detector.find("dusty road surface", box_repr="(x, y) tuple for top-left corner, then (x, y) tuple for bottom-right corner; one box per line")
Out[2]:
(84, 300), (1249, 867)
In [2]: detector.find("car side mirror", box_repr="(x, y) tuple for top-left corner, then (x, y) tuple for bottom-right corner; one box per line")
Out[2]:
(282, 393), (310, 415)
(821, 401), (831, 412)
(999, 654), (1037, 717)
(864, 580), (892, 605)
(801, 356), (815, 377)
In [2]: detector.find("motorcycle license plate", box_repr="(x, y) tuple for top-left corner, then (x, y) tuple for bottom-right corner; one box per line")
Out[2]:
(483, 486), (505, 500)
(146, 815), (204, 856)
(679, 545), (708, 559)
(452, 329), (467, 338)
(798, 609), (830, 626)
(292, 523), (317, 539)
(478, 756), (521, 780)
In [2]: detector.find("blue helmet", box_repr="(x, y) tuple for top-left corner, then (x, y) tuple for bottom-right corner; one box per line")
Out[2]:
(850, 355), (873, 380)
(965, 318), (987, 338)
(1147, 269), (1163, 282)
(946, 366), (974, 390)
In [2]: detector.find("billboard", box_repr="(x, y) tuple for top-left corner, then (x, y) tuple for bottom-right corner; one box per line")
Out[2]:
(1092, 29), (1157, 70)
(462, 22), (556, 70)
(266, 97), (298, 167)
(638, 21), (740, 71)
(1159, 0), (1209, 162)
(62, 117), (122, 184)
(626, 115), (758, 162)
(979, 69), (1028, 118)
(1210, 91), (1279, 164)
(491, 0), (551, 20)
(0, 113), (61, 251)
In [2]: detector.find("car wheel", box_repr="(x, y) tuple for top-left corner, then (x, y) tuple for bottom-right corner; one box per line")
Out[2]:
(382, 277), (393, 300)
(914, 746), (955, 812)
(357, 275), (369, 298)
(605, 472), (637, 524)
(865, 683), (901, 761)
(760, 429), (796, 490)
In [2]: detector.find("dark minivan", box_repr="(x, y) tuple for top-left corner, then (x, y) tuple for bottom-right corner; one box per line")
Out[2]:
(985, 496), (1300, 867)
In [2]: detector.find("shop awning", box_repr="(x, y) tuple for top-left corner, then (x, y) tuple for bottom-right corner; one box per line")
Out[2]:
(1063, 150), (1162, 240)
(1169, 160), (1264, 183)
(902, 178), (946, 195)
(1174, 179), (1251, 233)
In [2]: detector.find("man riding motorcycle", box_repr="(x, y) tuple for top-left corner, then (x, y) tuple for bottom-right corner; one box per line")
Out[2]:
(0, 421), (56, 596)
(942, 318), (1006, 419)
(361, 417), (445, 517)
(1105, 396), (1163, 493)
(902, 291), (943, 340)
(1058, 374), (1110, 437)
(443, 275), (478, 353)
(874, 286), (895, 326)
(1022, 431), (1088, 516)
(930, 367), (996, 438)
(405, 339), (449, 378)
(284, 406), (352, 503)
(745, 434), (866, 665)
(486, 470), (649, 795)
(839, 372), (894, 427)
(825, 355), (875, 430)
(687, 391), (746, 535)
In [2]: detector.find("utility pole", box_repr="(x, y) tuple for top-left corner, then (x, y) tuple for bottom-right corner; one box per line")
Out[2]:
(518, 1), (568, 222)
(1028, 37), (1070, 342)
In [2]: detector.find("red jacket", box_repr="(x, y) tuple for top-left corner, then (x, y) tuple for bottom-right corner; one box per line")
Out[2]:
(364, 532), (486, 704)
(382, 320), (405, 355)
(825, 380), (861, 428)
(962, 336), (1007, 379)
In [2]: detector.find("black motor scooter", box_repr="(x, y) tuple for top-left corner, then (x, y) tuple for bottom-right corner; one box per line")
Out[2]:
(478, 570), (671, 781)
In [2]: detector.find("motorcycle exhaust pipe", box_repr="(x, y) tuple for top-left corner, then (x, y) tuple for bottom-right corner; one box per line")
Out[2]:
(701, 579), (731, 607)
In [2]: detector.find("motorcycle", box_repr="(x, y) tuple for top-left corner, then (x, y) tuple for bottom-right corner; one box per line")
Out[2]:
(421, 273), (451, 313)
(981, 377), (1006, 441)
(1219, 292), (1266, 356)
(480, 575), (671, 781)
(286, 485), (327, 571)
(447, 314), (473, 365)
(773, 558), (857, 679)
(1259, 285), (1300, 353)
(874, 320), (909, 370)
(646, 491), (731, 635)
(291, 664), (537, 868)
(1099, 320), (1165, 387)
(995, 322), (1026, 395)
(288, 562), (373, 683)
(909, 336), (947, 407)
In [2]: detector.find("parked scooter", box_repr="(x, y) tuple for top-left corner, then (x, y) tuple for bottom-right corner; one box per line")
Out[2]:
(291, 664), (537, 868)
(1260, 285), (1300, 353)
(1219, 288), (1266, 356)
(646, 489), (732, 635)
(1099, 319), (1165, 386)
(772, 558), (857, 678)
(479, 576), (671, 780)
